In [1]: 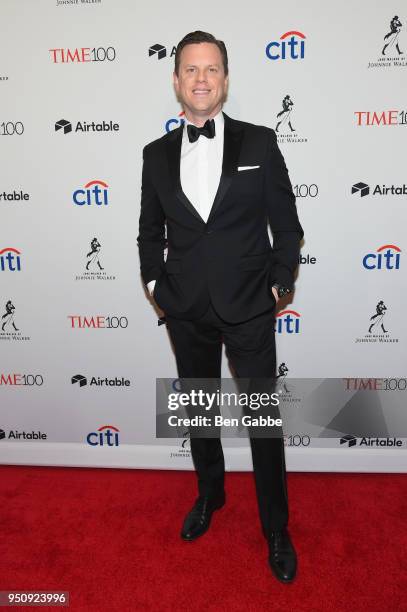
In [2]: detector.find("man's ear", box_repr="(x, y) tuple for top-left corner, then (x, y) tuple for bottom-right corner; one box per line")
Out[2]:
(173, 71), (179, 91)
(173, 71), (180, 101)
(224, 75), (229, 101)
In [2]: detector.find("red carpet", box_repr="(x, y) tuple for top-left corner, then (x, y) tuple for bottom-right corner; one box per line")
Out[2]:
(0, 466), (406, 611)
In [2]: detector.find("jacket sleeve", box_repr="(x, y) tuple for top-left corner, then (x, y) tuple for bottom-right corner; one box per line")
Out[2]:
(137, 144), (166, 285)
(264, 128), (304, 289)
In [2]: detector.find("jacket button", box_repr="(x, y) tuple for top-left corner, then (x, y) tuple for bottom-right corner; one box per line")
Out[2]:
(205, 229), (213, 235)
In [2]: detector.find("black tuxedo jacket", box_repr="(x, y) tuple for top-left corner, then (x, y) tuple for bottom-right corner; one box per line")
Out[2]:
(137, 111), (303, 323)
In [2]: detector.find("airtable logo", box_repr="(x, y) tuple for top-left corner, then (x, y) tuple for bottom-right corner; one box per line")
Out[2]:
(352, 182), (369, 197)
(149, 44), (166, 60)
(352, 182), (407, 197)
(148, 43), (177, 60)
(275, 310), (301, 334)
(55, 118), (119, 134)
(55, 119), (72, 134)
(73, 180), (109, 206)
(362, 244), (401, 270)
(340, 434), (403, 448)
(72, 374), (87, 387)
(266, 31), (306, 60)
(0, 190), (30, 202)
(71, 373), (130, 387)
(0, 248), (22, 271)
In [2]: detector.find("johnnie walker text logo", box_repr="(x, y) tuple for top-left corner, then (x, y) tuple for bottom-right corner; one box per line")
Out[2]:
(0, 300), (30, 342)
(368, 15), (406, 69)
(75, 237), (116, 281)
(355, 301), (399, 344)
(56, 1), (103, 7)
(275, 362), (300, 404)
(275, 95), (308, 144)
(170, 432), (191, 459)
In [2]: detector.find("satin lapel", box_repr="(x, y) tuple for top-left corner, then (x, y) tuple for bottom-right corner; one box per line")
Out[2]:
(207, 113), (244, 224)
(165, 125), (205, 224)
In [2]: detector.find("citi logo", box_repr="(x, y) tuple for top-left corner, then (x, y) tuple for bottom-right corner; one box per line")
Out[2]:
(148, 43), (176, 60)
(275, 310), (301, 334)
(352, 182), (407, 197)
(166, 111), (186, 133)
(49, 47), (116, 63)
(266, 31), (306, 60)
(354, 110), (404, 126)
(73, 180), (109, 206)
(362, 244), (401, 270)
(55, 119), (119, 134)
(86, 425), (120, 447)
(71, 374), (130, 387)
(0, 247), (21, 272)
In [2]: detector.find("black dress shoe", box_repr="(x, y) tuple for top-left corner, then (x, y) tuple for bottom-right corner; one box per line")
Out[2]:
(268, 528), (297, 583)
(181, 495), (225, 541)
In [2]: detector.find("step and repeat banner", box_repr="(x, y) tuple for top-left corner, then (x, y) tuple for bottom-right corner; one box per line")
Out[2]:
(1, 0), (406, 471)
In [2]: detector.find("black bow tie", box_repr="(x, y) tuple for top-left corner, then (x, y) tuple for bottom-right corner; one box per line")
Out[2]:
(187, 119), (216, 143)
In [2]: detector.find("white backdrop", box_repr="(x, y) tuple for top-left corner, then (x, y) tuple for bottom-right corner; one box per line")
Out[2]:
(1, 0), (406, 472)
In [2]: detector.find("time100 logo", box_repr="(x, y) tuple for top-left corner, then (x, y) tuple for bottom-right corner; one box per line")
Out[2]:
(293, 184), (318, 198)
(1, 122), (24, 135)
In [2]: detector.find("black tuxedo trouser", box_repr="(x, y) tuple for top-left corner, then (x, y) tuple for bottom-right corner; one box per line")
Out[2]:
(165, 301), (289, 538)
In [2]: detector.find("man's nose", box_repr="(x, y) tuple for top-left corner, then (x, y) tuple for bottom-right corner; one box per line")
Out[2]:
(196, 70), (207, 82)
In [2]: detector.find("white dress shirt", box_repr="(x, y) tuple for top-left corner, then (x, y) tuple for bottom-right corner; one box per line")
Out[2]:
(147, 110), (224, 296)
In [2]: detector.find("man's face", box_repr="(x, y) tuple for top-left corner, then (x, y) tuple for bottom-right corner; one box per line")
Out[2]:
(173, 42), (228, 119)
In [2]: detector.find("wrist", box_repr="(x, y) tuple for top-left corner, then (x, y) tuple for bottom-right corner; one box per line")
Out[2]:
(272, 284), (292, 299)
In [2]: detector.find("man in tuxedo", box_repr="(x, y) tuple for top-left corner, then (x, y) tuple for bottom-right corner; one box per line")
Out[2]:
(138, 31), (303, 582)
